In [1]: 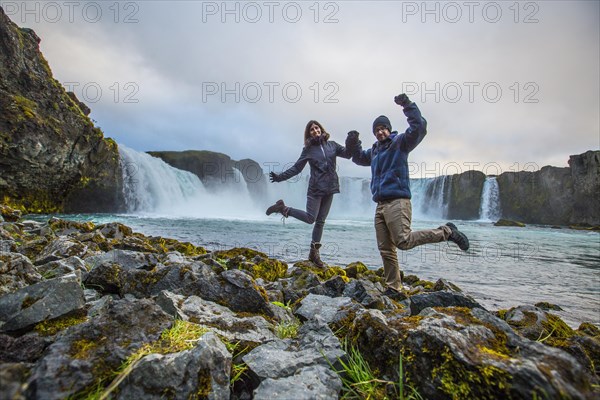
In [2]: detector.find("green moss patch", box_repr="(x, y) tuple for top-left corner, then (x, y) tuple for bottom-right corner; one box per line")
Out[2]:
(34, 311), (88, 336)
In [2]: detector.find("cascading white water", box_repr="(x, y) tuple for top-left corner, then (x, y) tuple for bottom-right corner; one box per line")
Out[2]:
(412, 176), (448, 219)
(118, 143), (457, 220)
(479, 176), (501, 221)
(119, 145), (261, 218)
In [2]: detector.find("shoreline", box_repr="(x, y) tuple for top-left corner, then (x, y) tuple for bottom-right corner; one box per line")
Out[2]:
(1, 205), (599, 398)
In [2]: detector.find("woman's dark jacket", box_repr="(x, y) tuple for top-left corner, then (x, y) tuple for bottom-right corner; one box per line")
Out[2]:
(278, 136), (352, 196)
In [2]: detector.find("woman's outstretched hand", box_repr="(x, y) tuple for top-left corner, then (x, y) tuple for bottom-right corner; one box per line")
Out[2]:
(269, 171), (281, 183)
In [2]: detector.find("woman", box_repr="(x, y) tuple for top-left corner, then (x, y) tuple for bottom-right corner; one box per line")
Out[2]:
(266, 120), (352, 267)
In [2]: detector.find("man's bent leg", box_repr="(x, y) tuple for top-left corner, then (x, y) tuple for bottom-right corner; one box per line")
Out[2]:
(375, 204), (402, 291)
(385, 198), (451, 250)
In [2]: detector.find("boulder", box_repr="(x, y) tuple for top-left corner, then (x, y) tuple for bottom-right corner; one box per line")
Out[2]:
(0, 252), (42, 295)
(180, 268), (275, 318)
(0, 333), (49, 362)
(243, 317), (344, 382)
(253, 364), (342, 400)
(84, 249), (159, 271)
(0, 272), (85, 332)
(35, 256), (87, 280)
(295, 294), (360, 324)
(116, 332), (231, 400)
(158, 292), (276, 344)
(494, 219), (526, 227)
(351, 306), (597, 399)
(342, 279), (385, 309)
(408, 290), (484, 316)
(35, 237), (88, 265)
(26, 298), (172, 400)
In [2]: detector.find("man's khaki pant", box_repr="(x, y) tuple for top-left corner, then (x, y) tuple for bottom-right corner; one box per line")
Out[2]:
(374, 198), (451, 291)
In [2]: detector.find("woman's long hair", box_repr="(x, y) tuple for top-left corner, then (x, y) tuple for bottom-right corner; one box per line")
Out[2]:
(304, 120), (330, 147)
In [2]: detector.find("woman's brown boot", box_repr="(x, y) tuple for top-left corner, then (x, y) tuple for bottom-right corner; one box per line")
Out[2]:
(308, 242), (325, 268)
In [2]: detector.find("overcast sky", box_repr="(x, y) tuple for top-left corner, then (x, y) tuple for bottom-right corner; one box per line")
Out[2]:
(4, 0), (599, 178)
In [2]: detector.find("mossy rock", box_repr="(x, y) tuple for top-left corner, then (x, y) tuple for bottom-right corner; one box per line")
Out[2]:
(245, 259), (288, 282)
(494, 219), (526, 227)
(534, 301), (563, 311)
(293, 261), (349, 283)
(0, 204), (22, 222)
(411, 279), (435, 290)
(34, 310), (88, 336)
(578, 322), (600, 338)
(49, 219), (95, 234)
(569, 224), (600, 232)
(147, 236), (206, 256)
(213, 247), (268, 260)
(344, 261), (368, 278)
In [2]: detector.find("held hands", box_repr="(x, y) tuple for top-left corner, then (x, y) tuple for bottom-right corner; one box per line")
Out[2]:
(269, 171), (282, 183)
(394, 93), (411, 107)
(345, 130), (361, 151)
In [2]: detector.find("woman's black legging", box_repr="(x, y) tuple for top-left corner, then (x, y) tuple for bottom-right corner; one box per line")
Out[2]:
(287, 194), (334, 243)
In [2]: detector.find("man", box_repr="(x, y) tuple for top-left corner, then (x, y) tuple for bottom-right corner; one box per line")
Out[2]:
(345, 93), (469, 298)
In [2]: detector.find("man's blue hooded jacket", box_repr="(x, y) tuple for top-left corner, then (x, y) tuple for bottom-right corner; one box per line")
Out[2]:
(352, 102), (427, 202)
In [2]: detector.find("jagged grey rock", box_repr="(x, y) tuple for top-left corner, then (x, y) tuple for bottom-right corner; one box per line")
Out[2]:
(180, 295), (276, 344)
(26, 298), (172, 400)
(405, 307), (597, 399)
(180, 268), (275, 318)
(155, 290), (188, 321)
(342, 279), (385, 309)
(0, 272), (84, 332)
(35, 237), (88, 265)
(308, 275), (347, 298)
(84, 249), (158, 271)
(116, 332), (232, 400)
(433, 278), (462, 292)
(0, 252), (42, 296)
(0, 333), (49, 362)
(243, 317), (344, 381)
(295, 294), (359, 323)
(253, 364), (342, 400)
(36, 256), (87, 280)
(409, 290), (483, 316)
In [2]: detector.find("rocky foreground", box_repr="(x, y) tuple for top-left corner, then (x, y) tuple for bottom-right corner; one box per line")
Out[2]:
(0, 205), (598, 400)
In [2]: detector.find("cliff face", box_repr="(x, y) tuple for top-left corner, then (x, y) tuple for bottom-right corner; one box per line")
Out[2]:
(497, 166), (574, 225)
(496, 151), (600, 226)
(0, 7), (123, 213)
(446, 171), (486, 220)
(148, 151), (267, 203)
(569, 151), (600, 225)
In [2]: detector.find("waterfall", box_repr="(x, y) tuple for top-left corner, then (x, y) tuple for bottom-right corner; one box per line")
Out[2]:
(412, 176), (449, 219)
(119, 145), (261, 218)
(479, 176), (501, 221)
(118, 143), (460, 221)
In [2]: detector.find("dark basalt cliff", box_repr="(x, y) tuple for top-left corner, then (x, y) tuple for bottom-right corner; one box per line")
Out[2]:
(0, 7), (123, 213)
(497, 151), (599, 226)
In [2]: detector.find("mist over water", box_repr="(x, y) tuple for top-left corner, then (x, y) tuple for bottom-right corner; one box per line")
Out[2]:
(119, 146), (502, 221)
(119, 145), (263, 219)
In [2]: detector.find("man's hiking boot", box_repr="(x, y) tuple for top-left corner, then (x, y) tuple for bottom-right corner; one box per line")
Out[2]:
(266, 199), (289, 217)
(308, 242), (325, 268)
(446, 222), (469, 251)
(383, 286), (408, 301)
